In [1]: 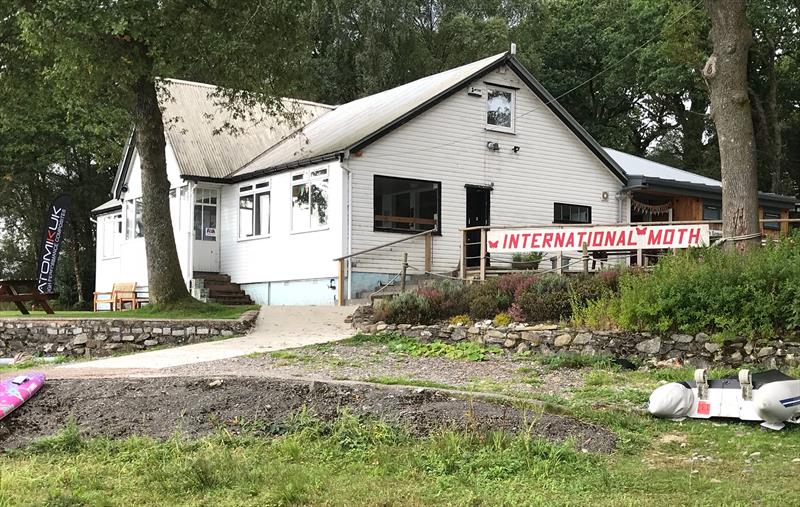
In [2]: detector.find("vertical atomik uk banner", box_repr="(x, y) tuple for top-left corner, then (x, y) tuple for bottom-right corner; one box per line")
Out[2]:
(35, 194), (71, 294)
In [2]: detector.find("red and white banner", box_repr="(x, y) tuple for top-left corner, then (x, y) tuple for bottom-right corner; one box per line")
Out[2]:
(486, 224), (710, 253)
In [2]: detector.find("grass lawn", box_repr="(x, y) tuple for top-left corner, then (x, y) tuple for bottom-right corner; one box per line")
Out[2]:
(2, 359), (799, 506)
(0, 303), (259, 320)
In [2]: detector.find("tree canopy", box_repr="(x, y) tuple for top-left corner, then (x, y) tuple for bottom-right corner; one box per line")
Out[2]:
(1, 0), (798, 305)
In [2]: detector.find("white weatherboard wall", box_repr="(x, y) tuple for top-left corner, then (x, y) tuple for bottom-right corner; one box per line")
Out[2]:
(95, 143), (191, 292)
(218, 161), (346, 305)
(347, 64), (625, 275)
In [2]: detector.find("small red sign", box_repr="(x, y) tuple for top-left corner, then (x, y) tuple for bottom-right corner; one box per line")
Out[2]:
(697, 401), (711, 415)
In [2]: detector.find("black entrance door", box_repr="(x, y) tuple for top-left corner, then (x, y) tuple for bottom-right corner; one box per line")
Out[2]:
(466, 186), (490, 268)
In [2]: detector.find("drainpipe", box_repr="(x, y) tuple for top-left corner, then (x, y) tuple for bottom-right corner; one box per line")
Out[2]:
(341, 153), (353, 301)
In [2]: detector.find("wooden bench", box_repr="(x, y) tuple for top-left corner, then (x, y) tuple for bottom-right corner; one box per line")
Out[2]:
(93, 282), (146, 311)
(0, 279), (58, 315)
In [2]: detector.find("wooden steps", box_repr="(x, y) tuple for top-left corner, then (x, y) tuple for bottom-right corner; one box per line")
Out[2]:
(192, 272), (253, 305)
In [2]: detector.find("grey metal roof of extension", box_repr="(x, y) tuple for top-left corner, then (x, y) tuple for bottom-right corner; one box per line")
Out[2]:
(232, 53), (510, 178)
(606, 147), (796, 207)
(605, 148), (722, 187)
(91, 199), (122, 215)
(159, 79), (333, 179)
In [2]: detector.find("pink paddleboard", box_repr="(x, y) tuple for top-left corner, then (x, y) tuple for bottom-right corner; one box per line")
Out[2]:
(0, 372), (45, 420)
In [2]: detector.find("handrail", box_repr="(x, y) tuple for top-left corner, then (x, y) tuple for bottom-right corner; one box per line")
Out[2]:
(334, 229), (434, 262)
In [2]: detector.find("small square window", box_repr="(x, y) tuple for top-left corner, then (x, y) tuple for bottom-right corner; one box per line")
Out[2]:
(486, 87), (514, 133)
(764, 208), (781, 230)
(554, 203), (591, 224)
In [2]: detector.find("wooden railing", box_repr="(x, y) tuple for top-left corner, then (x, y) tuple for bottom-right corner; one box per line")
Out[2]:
(333, 229), (434, 306)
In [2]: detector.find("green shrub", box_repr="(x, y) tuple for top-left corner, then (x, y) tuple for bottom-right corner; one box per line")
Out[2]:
(416, 280), (469, 319)
(578, 236), (800, 338)
(515, 275), (572, 323)
(492, 312), (513, 327)
(375, 292), (434, 324)
(465, 278), (512, 319)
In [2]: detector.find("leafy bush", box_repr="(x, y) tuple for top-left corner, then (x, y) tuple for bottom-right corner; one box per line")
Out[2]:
(492, 312), (513, 327)
(466, 278), (512, 319)
(574, 236), (800, 339)
(515, 275), (572, 323)
(375, 292), (434, 324)
(417, 280), (469, 318)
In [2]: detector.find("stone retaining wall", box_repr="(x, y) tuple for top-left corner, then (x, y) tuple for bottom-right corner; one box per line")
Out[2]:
(353, 314), (799, 369)
(0, 310), (259, 358)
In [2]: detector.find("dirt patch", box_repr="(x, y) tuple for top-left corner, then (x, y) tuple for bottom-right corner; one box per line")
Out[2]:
(0, 376), (616, 453)
(161, 342), (587, 398)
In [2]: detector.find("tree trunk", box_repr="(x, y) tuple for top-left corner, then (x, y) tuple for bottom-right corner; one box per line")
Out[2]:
(72, 241), (85, 306)
(132, 76), (192, 304)
(702, 0), (760, 251)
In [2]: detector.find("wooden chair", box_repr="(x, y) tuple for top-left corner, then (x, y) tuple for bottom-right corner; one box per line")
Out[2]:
(93, 282), (138, 311)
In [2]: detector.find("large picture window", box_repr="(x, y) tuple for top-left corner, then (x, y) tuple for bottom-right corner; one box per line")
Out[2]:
(239, 180), (270, 239)
(486, 86), (515, 133)
(554, 203), (591, 224)
(125, 198), (143, 240)
(291, 167), (328, 232)
(374, 176), (440, 233)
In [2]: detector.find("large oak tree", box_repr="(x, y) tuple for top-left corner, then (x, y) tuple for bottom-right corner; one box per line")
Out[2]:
(703, 0), (760, 250)
(15, 0), (309, 304)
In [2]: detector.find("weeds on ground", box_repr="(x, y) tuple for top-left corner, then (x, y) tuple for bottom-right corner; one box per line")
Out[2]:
(345, 332), (501, 361)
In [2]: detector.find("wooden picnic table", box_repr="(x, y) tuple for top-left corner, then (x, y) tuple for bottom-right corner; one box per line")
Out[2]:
(0, 279), (58, 315)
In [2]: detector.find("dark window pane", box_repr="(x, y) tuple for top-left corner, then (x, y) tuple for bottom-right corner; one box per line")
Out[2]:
(554, 203), (591, 224)
(764, 208), (781, 230)
(374, 176), (439, 233)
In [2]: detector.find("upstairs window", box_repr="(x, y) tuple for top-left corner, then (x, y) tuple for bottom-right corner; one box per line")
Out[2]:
(486, 86), (515, 133)
(763, 208), (781, 230)
(239, 180), (270, 239)
(125, 198), (143, 239)
(291, 167), (328, 232)
(554, 203), (591, 224)
(374, 176), (440, 233)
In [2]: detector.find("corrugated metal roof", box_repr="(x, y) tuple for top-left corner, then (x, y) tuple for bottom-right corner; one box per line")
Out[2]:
(605, 148), (722, 188)
(232, 52), (508, 178)
(159, 79), (333, 179)
(92, 199), (122, 215)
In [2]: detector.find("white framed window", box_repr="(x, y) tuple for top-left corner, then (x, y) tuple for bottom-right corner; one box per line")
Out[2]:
(102, 213), (123, 258)
(291, 167), (329, 232)
(194, 188), (218, 241)
(239, 180), (271, 240)
(486, 86), (515, 133)
(125, 198), (143, 240)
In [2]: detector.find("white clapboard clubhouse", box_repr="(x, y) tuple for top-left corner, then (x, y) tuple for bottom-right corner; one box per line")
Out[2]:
(92, 51), (796, 306)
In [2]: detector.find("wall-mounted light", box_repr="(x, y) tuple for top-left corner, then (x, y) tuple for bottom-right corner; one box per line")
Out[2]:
(487, 141), (500, 151)
(601, 191), (610, 201)
(120, 184), (129, 193)
(512, 146), (521, 153)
